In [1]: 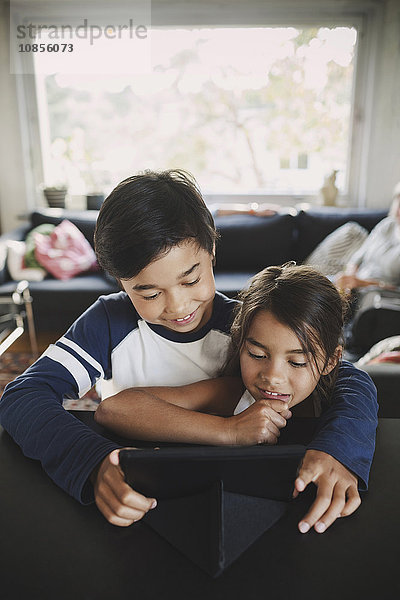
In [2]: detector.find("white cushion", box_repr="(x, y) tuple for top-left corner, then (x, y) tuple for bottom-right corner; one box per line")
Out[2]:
(6, 240), (46, 282)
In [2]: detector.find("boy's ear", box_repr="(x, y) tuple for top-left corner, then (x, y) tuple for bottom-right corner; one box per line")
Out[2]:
(322, 345), (342, 375)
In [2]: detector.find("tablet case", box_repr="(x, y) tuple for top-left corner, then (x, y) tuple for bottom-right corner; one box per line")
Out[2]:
(67, 411), (316, 577)
(120, 444), (306, 576)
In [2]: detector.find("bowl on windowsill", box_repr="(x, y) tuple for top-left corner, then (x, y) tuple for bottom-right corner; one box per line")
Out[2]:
(42, 186), (68, 209)
(86, 193), (104, 211)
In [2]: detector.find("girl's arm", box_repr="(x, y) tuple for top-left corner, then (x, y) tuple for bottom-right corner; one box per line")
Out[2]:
(94, 378), (290, 445)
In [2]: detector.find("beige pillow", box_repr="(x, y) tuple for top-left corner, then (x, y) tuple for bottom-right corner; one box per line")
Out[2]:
(304, 221), (368, 276)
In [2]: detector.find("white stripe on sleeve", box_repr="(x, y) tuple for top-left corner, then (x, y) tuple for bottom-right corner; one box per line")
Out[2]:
(42, 344), (93, 397)
(58, 336), (105, 378)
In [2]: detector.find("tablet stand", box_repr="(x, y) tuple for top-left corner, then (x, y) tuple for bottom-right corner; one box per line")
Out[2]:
(145, 480), (289, 577)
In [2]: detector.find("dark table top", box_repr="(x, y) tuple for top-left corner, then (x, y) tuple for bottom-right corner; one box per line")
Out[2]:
(0, 416), (399, 600)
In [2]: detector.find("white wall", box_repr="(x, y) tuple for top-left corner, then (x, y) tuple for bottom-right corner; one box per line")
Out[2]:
(0, 0), (399, 231)
(0, 0), (34, 232)
(363, 0), (400, 208)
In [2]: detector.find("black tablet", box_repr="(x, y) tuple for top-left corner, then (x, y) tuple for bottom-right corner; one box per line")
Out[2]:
(119, 444), (306, 501)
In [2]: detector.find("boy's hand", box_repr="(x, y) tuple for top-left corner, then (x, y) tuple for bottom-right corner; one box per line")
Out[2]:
(91, 449), (157, 526)
(293, 450), (361, 534)
(226, 399), (291, 445)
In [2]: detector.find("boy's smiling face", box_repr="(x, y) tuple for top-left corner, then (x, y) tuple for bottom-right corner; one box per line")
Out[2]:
(120, 240), (215, 333)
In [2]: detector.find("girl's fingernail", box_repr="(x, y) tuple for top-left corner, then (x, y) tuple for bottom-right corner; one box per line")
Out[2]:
(299, 521), (310, 533)
(150, 499), (157, 509)
(315, 521), (326, 533)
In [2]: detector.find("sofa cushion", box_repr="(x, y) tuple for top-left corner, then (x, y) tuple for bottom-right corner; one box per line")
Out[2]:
(28, 273), (119, 331)
(33, 220), (98, 280)
(0, 273), (119, 331)
(304, 221), (369, 276)
(214, 213), (296, 272)
(31, 209), (98, 248)
(0, 226), (30, 284)
(214, 271), (254, 297)
(294, 208), (387, 262)
(358, 364), (400, 417)
(6, 240), (46, 281)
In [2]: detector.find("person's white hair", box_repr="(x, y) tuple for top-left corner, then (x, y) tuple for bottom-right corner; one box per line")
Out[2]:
(389, 182), (400, 217)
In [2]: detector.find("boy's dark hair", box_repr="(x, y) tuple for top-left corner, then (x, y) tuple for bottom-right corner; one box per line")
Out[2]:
(94, 169), (218, 279)
(224, 263), (349, 404)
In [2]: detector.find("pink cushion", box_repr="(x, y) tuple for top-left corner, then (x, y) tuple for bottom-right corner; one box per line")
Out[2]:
(34, 220), (98, 280)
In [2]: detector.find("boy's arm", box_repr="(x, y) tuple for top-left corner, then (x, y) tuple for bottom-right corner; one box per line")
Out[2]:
(293, 361), (378, 533)
(0, 299), (146, 507)
(0, 371), (156, 525)
(0, 361), (121, 502)
(126, 376), (245, 415)
(308, 361), (378, 488)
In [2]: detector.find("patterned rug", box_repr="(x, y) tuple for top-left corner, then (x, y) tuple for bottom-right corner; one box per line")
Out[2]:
(0, 352), (101, 410)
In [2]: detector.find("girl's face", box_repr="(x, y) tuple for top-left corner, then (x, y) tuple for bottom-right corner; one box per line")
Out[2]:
(239, 310), (338, 409)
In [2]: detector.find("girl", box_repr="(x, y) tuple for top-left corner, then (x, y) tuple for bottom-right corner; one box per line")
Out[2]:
(225, 262), (345, 428)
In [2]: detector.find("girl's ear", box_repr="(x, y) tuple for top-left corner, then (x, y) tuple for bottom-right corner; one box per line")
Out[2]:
(322, 345), (342, 375)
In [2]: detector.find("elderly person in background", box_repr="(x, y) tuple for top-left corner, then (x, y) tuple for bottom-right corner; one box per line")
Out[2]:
(335, 183), (400, 292)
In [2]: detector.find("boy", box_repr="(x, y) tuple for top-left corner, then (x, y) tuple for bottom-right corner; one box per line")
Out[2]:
(0, 170), (377, 533)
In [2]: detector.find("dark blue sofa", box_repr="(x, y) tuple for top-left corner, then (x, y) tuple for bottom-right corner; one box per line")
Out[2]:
(0, 206), (387, 332)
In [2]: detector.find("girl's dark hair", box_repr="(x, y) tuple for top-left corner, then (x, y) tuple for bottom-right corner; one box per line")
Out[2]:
(224, 263), (348, 403)
(94, 169), (219, 279)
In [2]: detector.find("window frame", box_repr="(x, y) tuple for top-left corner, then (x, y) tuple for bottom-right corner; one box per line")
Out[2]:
(13, 1), (382, 208)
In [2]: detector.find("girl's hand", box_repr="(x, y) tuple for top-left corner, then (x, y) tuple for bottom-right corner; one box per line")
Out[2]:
(293, 450), (361, 534)
(225, 400), (291, 445)
(91, 449), (157, 526)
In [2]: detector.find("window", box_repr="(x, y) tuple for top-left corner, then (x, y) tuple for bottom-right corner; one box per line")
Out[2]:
(298, 154), (308, 170)
(33, 25), (358, 198)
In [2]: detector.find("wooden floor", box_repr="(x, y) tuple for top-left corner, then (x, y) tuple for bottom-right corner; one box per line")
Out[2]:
(7, 330), (64, 354)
